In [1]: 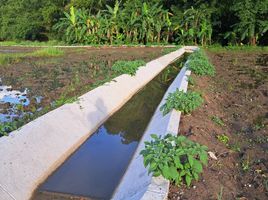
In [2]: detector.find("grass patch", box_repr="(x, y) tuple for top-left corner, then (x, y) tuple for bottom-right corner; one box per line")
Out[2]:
(0, 47), (64, 65)
(0, 53), (22, 65)
(112, 60), (146, 76)
(32, 47), (64, 57)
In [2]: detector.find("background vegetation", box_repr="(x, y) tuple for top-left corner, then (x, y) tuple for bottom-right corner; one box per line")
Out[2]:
(0, 0), (267, 46)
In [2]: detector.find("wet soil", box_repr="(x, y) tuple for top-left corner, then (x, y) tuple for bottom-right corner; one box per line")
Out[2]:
(0, 46), (164, 128)
(169, 51), (268, 200)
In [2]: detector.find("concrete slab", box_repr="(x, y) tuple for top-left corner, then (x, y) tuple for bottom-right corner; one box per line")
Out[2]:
(0, 47), (188, 200)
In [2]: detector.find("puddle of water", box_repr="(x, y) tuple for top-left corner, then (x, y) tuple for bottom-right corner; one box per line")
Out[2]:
(33, 56), (187, 200)
(0, 79), (43, 123)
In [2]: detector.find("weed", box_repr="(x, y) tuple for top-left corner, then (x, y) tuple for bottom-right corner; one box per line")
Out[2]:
(229, 143), (241, 152)
(111, 60), (146, 76)
(187, 50), (215, 76)
(217, 186), (224, 200)
(211, 116), (225, 127)
(140, 134), (208, 187)
(217, 134), (229, 146)
(241, 156), (251, 172)
(160, 89), (203, 115)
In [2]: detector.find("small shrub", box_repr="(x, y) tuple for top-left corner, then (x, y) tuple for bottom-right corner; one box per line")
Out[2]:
(160, 89), (203, 115)
(140, 134), (208, 186)
(32, 47), (64, 57)
(187, 50), (215, 76)
(111, 60), (146, 76)
(217, 134), (229, 146)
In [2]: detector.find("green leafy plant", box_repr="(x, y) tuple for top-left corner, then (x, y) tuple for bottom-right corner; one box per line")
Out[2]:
(217, 134), (229, 146)
(160, 89), (203, 115)
(111, 60), (146, 76)
(187, 50), (215, 76)
(140, 134), (208, 186)
(211, 116), (225, 127)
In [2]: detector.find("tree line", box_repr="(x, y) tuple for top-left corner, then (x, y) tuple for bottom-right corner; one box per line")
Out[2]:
(0, 0), (267, 46)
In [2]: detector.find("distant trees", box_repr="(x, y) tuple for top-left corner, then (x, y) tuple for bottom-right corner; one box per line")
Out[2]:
(230, 0), (268, 45)
(0, 0), (267, 45)
(0, 0), (67, 41)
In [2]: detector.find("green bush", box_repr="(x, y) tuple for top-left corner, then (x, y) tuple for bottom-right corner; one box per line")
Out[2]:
(140, 134), (208, 186)
(111, 60), (146, 76)
(187, 50), (215, 76)
(160, 89), (203, 115)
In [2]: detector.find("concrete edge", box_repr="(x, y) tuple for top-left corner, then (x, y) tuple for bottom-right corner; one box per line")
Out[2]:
(0, 47), (194, 200)
(111, 61), (192, 200)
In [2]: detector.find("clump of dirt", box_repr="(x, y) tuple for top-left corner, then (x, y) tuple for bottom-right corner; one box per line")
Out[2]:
(169, 51), (268, 200)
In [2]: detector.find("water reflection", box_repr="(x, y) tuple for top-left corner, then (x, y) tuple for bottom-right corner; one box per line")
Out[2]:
(40, 125), (138, 199)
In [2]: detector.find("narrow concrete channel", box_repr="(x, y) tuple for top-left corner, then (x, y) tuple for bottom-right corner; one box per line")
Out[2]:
(32, 56), (187, 200)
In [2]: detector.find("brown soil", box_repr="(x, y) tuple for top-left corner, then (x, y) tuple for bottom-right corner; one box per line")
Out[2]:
(169, 51), (268, 200)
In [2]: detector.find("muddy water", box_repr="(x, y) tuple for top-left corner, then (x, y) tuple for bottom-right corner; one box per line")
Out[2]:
(32, 57), (186, 200)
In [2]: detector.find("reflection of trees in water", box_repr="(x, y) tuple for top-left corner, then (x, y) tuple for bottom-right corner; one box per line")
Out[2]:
(105, 81), (166, 144)
(104, 60), (185, 144)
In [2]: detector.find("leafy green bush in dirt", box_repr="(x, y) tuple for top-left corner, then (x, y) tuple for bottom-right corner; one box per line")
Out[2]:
(160, 89), (203, 115)
(112, 60), (146, 76)
(187, 50), (215, 76)
(140, 134), (208, 186)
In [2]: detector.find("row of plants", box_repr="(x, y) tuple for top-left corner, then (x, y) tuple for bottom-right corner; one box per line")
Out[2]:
(141, 49), (215, 187)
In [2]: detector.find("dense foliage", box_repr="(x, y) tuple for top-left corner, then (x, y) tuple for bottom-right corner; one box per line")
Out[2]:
(0, 0), (267, 45)
(160, 89), (203, 115)
(140, 134), (208, 186)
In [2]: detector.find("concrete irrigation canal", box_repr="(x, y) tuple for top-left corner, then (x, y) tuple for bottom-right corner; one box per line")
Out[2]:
(0, 46), (197, 200)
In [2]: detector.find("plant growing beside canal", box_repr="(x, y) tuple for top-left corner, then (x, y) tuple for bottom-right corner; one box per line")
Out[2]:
(140, 134), (208, 186)
(112, 60), (146, 76)
(160, 89), (203, 115)
(187, 50), (215, 76)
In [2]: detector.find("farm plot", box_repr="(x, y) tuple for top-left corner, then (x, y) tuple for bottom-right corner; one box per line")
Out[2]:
(0, 46), (166, 136)
(169, 51), (268, 199)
